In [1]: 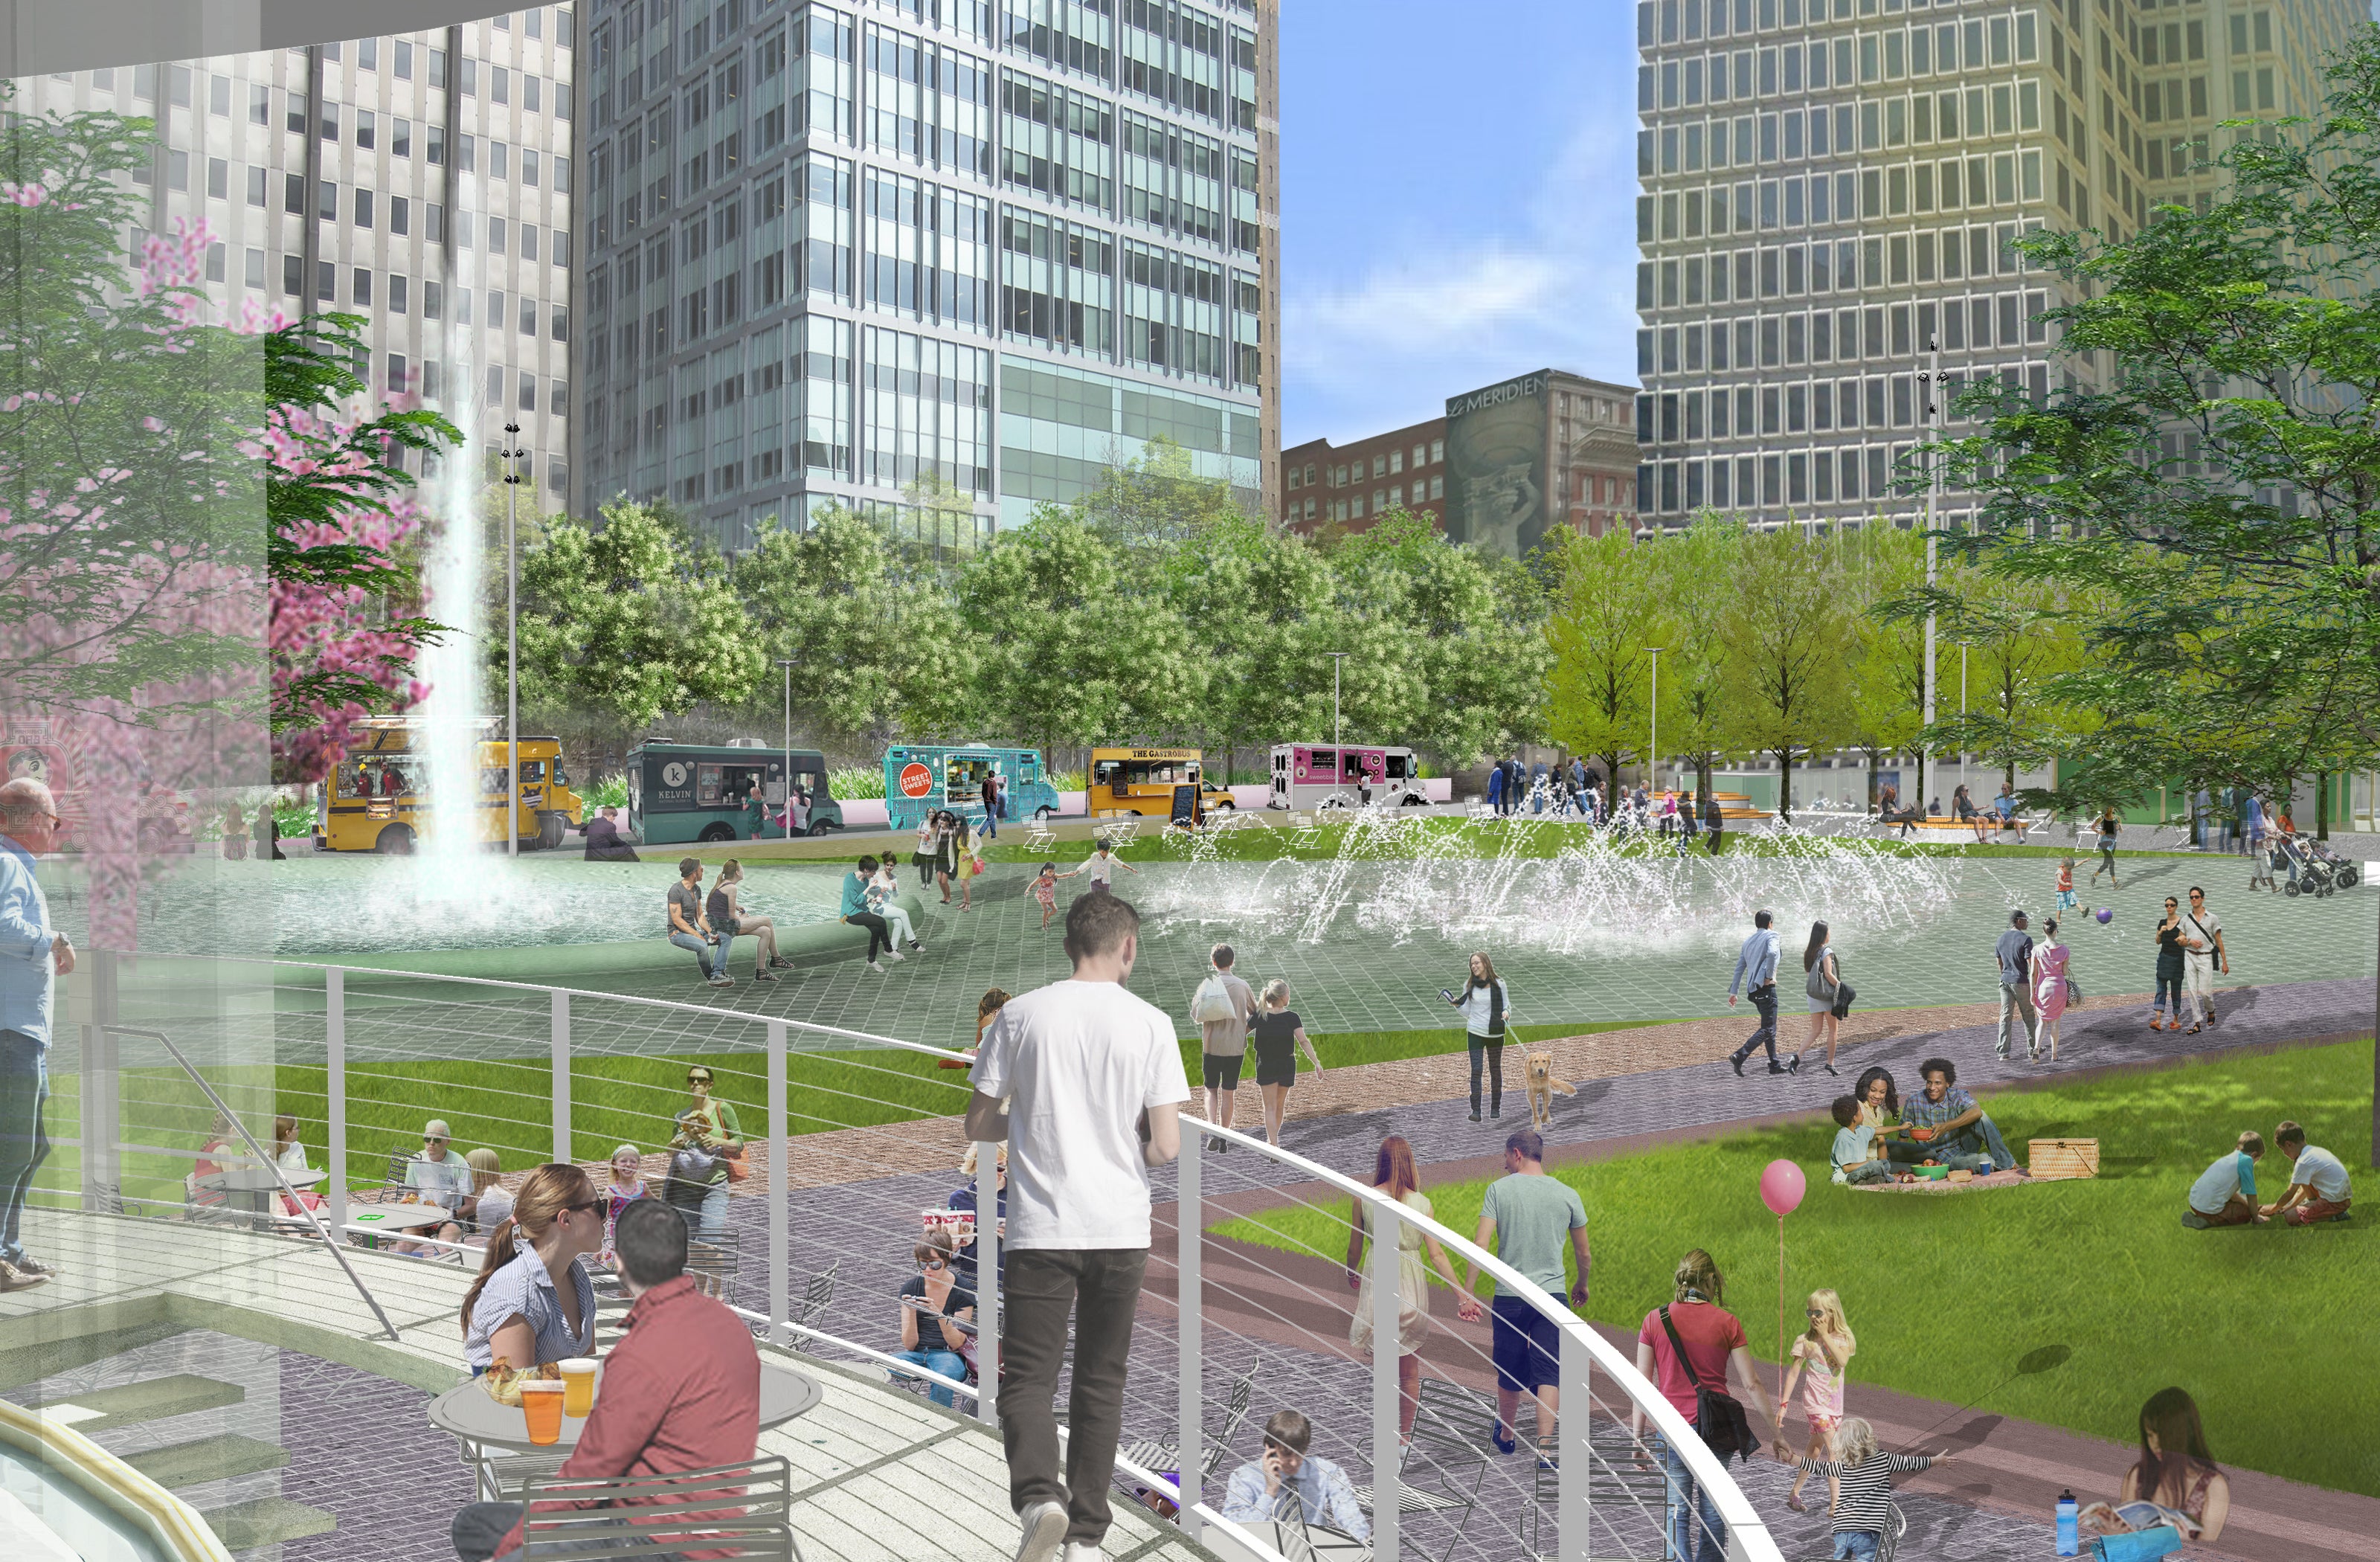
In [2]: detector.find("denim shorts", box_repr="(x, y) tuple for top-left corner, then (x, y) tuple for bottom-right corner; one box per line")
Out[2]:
(1490, 1295), (1561, 1392)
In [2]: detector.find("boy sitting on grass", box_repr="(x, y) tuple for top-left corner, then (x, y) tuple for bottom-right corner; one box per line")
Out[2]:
(1830, 1096), (1892, 1186)
(2182, 1131), (2265, 1228)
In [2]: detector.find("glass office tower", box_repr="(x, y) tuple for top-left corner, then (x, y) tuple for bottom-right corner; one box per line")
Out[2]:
(1632, 0), (2366, 531)
(574, 0), (1276, 555)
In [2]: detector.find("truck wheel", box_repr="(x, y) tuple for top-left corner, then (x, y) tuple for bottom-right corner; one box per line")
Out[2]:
(698, 822), (736, 843)
(538, 811), (567, 851)
(1035, 806), (1055, 821)
(374, 824), (416, 855)
(807, 820), (833, 837)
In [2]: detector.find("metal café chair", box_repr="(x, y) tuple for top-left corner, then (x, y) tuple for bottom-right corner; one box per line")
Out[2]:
(1120, 1359), (1259, 1487)
(515, 1456), (799, 1561)
(793, 1261), (839, 1333)
(1351, 1381), (1485, 1562)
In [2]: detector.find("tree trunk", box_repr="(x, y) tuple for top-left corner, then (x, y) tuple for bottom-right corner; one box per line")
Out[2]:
(1865, 748), (1881, 811)
(2317, 771), (2330, 841)
(1777, 748), (1795, 823)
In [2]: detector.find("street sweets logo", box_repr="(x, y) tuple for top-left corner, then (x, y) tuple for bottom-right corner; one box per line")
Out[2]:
(899, 762), (934, 798)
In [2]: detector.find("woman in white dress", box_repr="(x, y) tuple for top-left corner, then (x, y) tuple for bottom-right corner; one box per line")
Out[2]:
(1345, 1134), (1482, 1442)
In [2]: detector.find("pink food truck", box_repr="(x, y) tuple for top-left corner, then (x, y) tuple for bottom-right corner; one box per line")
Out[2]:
(1267, 743), (1429, 811)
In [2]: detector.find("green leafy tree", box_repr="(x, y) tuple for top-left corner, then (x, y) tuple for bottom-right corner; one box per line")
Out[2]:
(1721, 524), (1851, 820)
(1915, 573), (2097, 798)
(733, 504), (978, 751)
(1544, 527), (1659, 791)
(512, 498), (768, 734)
(1647, 512), (1745, 800)
(1152, 509), (1337, 781)
(1839, 522), (1930, 809)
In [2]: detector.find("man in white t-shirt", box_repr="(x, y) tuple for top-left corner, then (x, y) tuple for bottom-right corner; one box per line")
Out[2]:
(965, 891), (1189, 1562)
(2264, 1119), (2352, 1226)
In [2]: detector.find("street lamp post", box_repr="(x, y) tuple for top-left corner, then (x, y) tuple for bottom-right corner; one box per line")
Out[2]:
(1918, 332), (1941, 811)
(501, 422), (527, 859)
(777, 658), (797, 839)
(1959, 643), (1969, 806)
(1325, 652), (1349, 743)
(1647, 648), (1664, 792)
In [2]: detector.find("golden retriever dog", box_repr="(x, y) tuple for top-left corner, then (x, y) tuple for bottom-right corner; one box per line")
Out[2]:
(1524, 1050), (1575, 1131)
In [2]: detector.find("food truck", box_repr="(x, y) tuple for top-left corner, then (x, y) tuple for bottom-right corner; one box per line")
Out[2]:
(318, 718), (585, 852)
(1266, 743), (1429, 811)
(625, 741), (843, 843)
(882, 745), (1061, 832)
(1087, 747), (1237, 818)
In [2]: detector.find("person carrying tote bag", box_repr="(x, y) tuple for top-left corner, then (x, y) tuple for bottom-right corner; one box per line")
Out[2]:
(1792, 922), (1847, 1076)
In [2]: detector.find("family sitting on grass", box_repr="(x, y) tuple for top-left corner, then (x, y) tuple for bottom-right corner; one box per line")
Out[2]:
(2183, 1122), (2352, 1228)
(1827, 1059), (2029, 1184)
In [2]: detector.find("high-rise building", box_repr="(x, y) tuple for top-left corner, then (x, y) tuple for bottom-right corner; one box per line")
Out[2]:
(1631, 0), (2366, 531)
(573, 0), (1276, 556)
(36, 12), (581, 502)
(1279, 369), (1639, 550)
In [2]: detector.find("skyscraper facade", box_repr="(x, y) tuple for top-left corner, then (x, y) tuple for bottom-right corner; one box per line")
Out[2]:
(573, 0), (1276, 556)
(33, 11), (581, 504)
(1632, 0), (2366, 532)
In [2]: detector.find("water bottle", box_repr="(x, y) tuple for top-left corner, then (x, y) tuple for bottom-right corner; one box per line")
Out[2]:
(2056, 1489), (2080, 1556)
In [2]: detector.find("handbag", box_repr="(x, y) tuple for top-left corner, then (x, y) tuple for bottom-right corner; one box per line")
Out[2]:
(2092, 1528), (2182, 1562)
(1656, 1305), (1760, 1465)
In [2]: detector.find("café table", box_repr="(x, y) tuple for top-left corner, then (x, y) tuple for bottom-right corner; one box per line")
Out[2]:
(428, 1362), (823, 1499)
(342, 1203), (452, 1250)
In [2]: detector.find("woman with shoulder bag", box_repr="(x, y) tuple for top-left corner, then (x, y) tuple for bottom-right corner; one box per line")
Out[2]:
(1792, 921), (1847, 1076)
(1631, 1250), (1787, 1562)
(667, 1064), (744, 1240)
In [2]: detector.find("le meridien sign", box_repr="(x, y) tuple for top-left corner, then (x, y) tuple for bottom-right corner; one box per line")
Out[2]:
(1447, 375), (1546, 420)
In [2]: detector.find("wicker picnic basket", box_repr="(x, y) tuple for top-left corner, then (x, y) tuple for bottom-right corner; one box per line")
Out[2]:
(2029, 1138), (2100, 1180)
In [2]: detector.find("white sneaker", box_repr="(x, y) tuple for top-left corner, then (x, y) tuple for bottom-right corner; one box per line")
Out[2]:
(1061, 1544), (1103, 1562)
(866, 960), (886, 974)
(1014, 1500), (1067, 1562)
(888, 949), (907, 962)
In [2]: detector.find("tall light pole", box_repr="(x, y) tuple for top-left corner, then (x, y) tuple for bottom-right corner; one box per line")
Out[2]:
(1647, 648), (1664, 792)
(501, 421), (527, 858)
(1325, 652), (1349, 743)
(777, 658), (797, 839)
(1959, 642), (1969, 806)
(1918, 332), (1941, 811)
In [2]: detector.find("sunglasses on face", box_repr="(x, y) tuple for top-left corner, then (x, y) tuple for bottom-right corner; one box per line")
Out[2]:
(922, 1257), (945, 1271)
(424, 1136), (448, 1145)
(688, 1076), (713, 1086)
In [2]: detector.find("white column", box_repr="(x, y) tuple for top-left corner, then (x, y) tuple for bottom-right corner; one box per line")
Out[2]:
(326, 967), (347, 1236)
(550, 990), (571, 1165)
(1175, 1138), (1200, 1537)
(767, 1021), (788, 1349)
(1560, 1324), (1591, 1562)
(976, 1140), (1002, 1431)
(1370, 1200), (1401, 1562)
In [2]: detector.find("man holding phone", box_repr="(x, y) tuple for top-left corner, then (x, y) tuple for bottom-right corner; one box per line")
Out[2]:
(1218, 1410), (1370, 1541)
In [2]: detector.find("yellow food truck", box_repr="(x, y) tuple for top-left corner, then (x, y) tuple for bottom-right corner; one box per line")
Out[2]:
(318, 717), (585, 853)
(1087, 747), (1236, 819)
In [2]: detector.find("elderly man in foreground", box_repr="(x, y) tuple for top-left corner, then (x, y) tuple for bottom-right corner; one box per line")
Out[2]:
(0, 777), (70, 1293)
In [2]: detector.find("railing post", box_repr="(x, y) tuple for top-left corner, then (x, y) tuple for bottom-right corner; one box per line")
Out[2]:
(326, 968), (347, 1237)
(1371, 1199), (1400, 1562)
(1561, 1323), (1589, 1562)
(975, 1140), (1000, 1432)
(87, 948), (120, 1208)
(550, 990), (572, 1166)
(766, 1020), (788, 1349)
(1175, 1134), (1200, 1538)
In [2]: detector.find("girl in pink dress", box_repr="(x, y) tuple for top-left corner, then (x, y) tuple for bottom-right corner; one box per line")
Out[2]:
(2032, 919), (2071, 1062)
(1778, 1288), (1856, 1513)
(1029, 862), (1060, 930)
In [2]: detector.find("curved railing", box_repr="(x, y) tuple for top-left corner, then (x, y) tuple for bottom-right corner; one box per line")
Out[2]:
(44, 954), (1782, 1562)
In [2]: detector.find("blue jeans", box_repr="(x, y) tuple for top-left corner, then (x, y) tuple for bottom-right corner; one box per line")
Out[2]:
(1663, 1439), (1727, 1562)
(695, 1181), (728, 1241)
(0, 1030), (51, 1267)
(668, 931), (715, 978)
(1832, 1532), (1880, 1561)
(980, 806), (997, 840)
(893, 1346), (970, 1408)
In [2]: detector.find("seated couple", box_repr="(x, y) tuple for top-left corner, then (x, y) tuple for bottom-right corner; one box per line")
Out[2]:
(1830, 1060), (2027, 1183)
(2184, 1122), (2352, 1229)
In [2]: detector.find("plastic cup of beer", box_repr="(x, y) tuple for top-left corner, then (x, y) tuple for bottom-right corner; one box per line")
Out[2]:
(558, 1359), (598, 1419)
(520, 1379), (567, 1445)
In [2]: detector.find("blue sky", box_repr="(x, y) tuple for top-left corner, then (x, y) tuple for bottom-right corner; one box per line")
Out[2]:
(1279, 0), (1642, 446)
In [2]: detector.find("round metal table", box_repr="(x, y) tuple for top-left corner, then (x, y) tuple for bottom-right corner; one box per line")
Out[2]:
(428, 1362), (822, 1455)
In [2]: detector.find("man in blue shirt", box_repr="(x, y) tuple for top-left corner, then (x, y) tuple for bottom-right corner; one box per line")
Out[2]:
(1725, 910), (1786, 1076)
(1218, 1410), (1370, 1543)
(838, 854), (895, 973)
(0, 779), (71, 1292)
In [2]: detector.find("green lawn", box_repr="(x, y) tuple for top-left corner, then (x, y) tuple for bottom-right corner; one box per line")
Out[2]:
(1214, 1041), (2379, 1499)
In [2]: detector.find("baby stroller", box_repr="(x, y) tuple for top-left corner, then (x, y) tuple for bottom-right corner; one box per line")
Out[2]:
(2305, 835), (2361, 890)
(2272, 833), (2335, 898)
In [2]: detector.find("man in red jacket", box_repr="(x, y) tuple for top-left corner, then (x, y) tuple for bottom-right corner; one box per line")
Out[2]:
(452, 1200), (760, 1561)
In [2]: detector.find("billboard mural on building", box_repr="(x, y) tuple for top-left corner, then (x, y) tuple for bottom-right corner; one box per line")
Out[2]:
(1443, 370), (1550, 559)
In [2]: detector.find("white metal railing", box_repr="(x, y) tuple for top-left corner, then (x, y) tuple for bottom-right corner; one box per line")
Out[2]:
(52, 954), (1783, 1562)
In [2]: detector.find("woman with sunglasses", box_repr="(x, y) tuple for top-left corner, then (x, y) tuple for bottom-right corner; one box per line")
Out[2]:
(460, 1163), (603, 1374)
(892, 1228), (977, 1408)
(669, 1067), (743, 1239)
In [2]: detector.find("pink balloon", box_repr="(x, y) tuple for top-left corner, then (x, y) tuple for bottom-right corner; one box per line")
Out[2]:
(1760, 1158), (1807, 1217)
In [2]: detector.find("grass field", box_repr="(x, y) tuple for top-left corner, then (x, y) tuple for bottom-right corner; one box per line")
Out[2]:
(1212, 1039), (2379, 1497)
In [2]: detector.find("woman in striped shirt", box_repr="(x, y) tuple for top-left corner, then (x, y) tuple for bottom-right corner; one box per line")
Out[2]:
(1800, 1418), (1953, 1560)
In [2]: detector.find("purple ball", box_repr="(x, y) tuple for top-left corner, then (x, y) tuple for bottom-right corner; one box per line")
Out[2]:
(2095, 907), (2114, 925)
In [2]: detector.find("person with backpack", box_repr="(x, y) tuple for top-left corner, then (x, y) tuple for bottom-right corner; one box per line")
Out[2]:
(1190, 944), (1256, 1151)
(1630, 1249), (1784, 1562)
(1992, 909), (2040, 1061)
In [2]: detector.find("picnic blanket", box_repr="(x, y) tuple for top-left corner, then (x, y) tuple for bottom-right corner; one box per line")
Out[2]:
(1848, 1169), (2030, 1195)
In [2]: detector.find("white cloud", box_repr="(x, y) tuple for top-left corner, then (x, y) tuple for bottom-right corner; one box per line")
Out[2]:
(1283, 106), (1644, 446)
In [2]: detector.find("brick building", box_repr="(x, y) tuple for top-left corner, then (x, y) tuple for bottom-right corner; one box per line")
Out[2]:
(1277, 368), (1638, 554)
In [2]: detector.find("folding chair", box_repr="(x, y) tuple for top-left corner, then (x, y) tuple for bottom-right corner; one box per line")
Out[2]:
(515, 1456), (799, 1561)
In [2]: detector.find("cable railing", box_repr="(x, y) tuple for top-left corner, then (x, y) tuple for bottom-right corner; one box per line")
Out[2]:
(39, 952), (1782, 1562)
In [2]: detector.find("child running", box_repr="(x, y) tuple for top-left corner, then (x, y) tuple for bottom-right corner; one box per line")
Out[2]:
(2053, 856), (2078, 921)
(1778, 1290), (1857, 1513)
(1801, 1418), (1950, 1558)
(1029, 861), (1061, 930)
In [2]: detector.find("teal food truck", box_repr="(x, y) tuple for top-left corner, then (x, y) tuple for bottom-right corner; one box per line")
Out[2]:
(883, 745), (1061, 832)
(626, 742), (844, 843)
